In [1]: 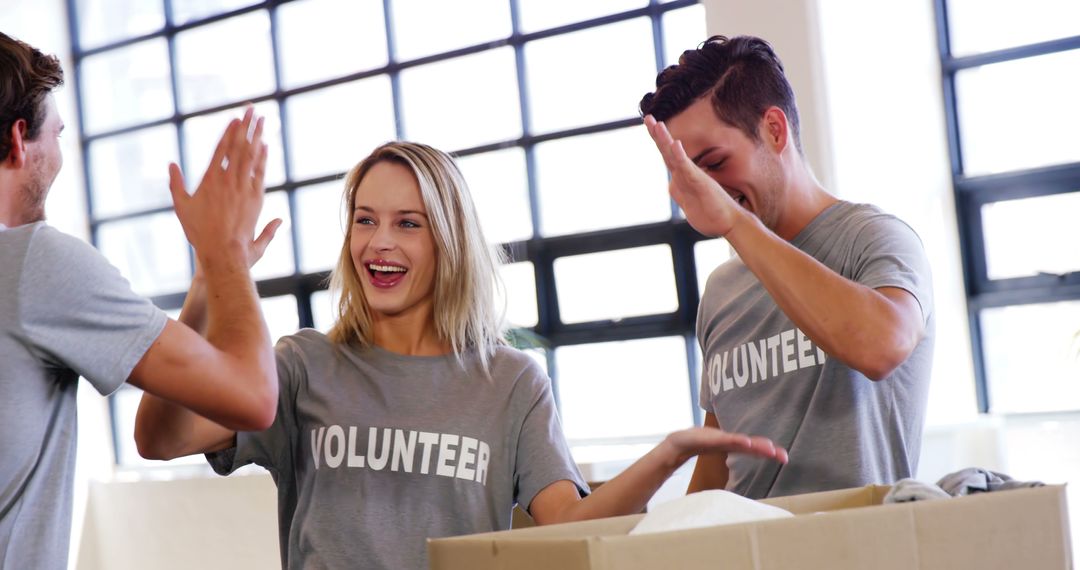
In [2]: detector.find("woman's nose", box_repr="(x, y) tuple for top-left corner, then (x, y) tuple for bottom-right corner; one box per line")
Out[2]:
(369, 224), (395, 253)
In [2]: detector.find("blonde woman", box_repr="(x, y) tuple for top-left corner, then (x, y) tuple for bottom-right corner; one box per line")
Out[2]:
(135, 141), (788, 570)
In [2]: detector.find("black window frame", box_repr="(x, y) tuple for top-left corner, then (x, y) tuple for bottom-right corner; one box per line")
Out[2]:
(933, 0), (1080, 413)
(64, 0), (710, 465)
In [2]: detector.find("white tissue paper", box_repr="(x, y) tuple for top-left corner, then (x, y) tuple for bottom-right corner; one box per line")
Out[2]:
(629, 489), (793, 535)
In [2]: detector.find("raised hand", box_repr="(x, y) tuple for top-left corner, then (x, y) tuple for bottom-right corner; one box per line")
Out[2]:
(192, 218), (283, 280)
(168, 106), (268, 269)
(663, 426), (788, 467)
(644, 114), (745, 238)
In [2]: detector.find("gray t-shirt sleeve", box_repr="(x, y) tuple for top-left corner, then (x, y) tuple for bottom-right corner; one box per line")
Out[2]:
(513, 361), (590, 514)
(207, 338), (301, 476)
(850, 215), (934, 323)
(17, 226), (167, 395)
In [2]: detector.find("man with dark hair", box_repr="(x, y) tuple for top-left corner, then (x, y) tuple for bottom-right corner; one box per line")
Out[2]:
(1, 32), (280, 569)
(641, 35), (934, 499)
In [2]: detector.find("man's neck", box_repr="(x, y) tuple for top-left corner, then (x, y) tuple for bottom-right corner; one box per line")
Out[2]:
(774, 161), (837, 241)
(0, 178), (26, 227)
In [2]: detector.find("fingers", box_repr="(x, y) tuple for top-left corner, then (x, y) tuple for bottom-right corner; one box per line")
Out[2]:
(167, 163), (188, 209)
(644, 115), (677, 172)
(746, 435), (788, 463)
(208, 119), (240, 179)
(234, 113), (264, 187)
(253, 218), (282, 256)
(252, 143), (268, 192)
(224, 107), (253, 180)
(696, 428), (788, 463)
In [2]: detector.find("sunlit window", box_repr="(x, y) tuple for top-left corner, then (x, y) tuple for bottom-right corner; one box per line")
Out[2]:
(981, 302), (1080, 413)
(938, 0), (1080, 413)
(557, 337), (693, 441)
(71, 0), (710, 468)
(955, 49), (1080, 177)
(554, 245), (678, 324)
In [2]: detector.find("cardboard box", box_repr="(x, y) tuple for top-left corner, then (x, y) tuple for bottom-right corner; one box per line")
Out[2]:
(428, 484), (1072, 569)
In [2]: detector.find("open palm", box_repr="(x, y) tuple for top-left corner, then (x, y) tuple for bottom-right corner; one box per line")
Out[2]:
(645, 115), (744, 238)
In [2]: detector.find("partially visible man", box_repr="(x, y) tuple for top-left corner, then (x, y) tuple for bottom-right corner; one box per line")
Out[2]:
(640, 35), (935, 499)
(0, 31), (279, 569)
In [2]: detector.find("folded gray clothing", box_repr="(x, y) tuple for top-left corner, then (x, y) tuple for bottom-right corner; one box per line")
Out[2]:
(883, 478), (951, 504)
(936, 467), (1045, 497)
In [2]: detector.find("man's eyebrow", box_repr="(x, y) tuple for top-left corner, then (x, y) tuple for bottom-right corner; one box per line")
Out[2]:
(692, 147), (719, 165)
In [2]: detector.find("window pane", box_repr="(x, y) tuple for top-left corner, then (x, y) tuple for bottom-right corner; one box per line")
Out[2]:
(295, 181), (347, 273)
(400, 48), (521, 151)
(517, 0), (645, 33)
(75, 0), (164, 49)
(956, 49), (1080, 176)
(947, 0), (1080, 57)
(526, 18), (657, 133)
(497, 261), (538, 328)
(662, 4), (706, 67)
(694, 238), (732, 296)
(982, 301), (1080, 413)
(286, 77), (397, 180)
(535, 127), (669, 236)
(554, 245), (678, 324)
(251, 191), (296, 280)
(982, 192), (1080, 280)
(557, 337), (692, 440)
(80, 39), (173, 135)
(98, 213), (191, 297)
(455, 148), (532, 244)
(89, 125), (178, 218)
(175, 11), (275, 112)
(310, 289), (340, 333)
(392, 0), (510, 61)
(171, 0), (260, 25)
(182, 101), (285, 189)
(261, 295), (299, 343)
(278, 0), (388, 89)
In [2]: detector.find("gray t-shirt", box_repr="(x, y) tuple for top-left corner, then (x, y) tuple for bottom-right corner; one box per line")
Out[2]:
(0, 222), (167, 570)
(697, 201), (934, 499)
(207, 329), (587, 570)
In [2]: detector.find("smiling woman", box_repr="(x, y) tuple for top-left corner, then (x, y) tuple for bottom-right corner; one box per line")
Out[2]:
(133, 140), (788, 570)
(330, 143), (503, 369)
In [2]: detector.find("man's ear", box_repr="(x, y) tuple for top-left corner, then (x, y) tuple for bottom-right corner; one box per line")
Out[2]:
(761, 107), (789, 153)
(5, 119), (29, 169)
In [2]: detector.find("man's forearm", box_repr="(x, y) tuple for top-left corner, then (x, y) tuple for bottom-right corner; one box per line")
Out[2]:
(724, 212), (922, 379)
(199, 246), (275, 375)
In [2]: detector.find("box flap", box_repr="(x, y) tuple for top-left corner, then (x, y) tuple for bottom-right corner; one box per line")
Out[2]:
(759, 484), (890, 514)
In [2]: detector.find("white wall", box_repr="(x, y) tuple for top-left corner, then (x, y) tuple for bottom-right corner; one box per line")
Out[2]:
(76, 475), (280, 570)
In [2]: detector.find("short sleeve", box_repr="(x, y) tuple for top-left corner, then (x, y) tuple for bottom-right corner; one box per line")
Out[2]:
(207, 337), (304, 477)
(512, 362), (590, 513)
(851, 216), (934, 324)
(18, 226), (167, 396)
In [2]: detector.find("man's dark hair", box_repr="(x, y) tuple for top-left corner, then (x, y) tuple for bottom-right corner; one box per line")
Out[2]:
(0, 32), (64, 162)
(640, 35), (802, 153)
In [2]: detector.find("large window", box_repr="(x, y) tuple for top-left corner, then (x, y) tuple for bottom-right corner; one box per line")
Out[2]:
(934, 0), (1080, 414)
(68, 0), (711, 466)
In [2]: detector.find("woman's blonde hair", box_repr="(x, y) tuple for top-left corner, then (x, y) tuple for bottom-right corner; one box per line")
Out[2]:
(328, 141), (507, 371)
